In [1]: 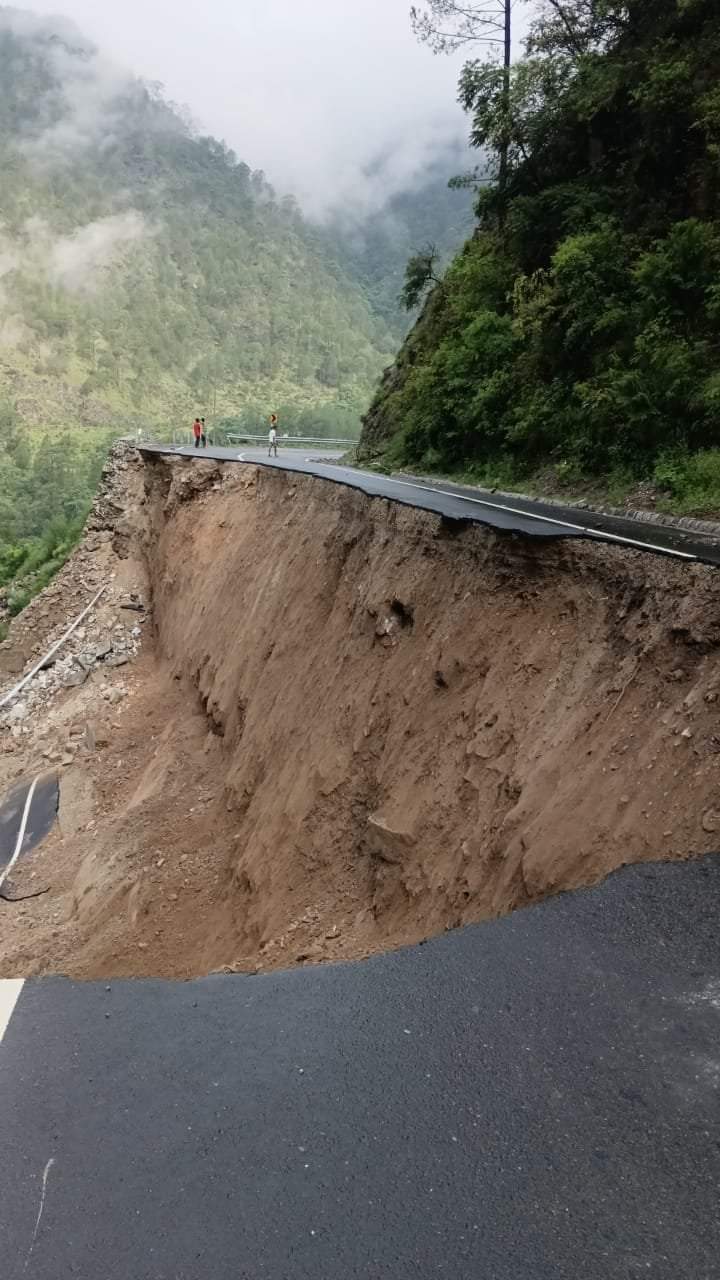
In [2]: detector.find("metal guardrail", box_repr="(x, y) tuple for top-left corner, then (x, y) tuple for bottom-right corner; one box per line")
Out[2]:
(227, 434), (355, 447)
(128, 430), (356, 449)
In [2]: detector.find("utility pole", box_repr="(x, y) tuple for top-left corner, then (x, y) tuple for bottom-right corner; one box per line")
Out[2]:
(499, 0), (512, 204)
(411, 1), (515, 202)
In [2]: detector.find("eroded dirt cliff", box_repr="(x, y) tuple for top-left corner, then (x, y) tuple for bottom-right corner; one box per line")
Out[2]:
(2, 450), (720, 977)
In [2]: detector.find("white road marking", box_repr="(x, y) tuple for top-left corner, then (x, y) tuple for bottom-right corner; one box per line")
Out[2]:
(0, 778), (48, 1047)
(582, 526), (696, 559)
(354, 473), (698, 562)
(0, 774), (40, 896)
(0, 979), (24, 1043)
(145, 444), (701, 563)
(24, 1158), (56, 1271)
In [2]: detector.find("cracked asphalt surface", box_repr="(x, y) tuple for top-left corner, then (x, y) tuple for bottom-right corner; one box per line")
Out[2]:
(0, 773), (58, 871)
(140, 443), (720, 565)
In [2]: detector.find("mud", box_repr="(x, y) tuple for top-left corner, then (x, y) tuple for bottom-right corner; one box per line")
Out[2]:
(1, 450), (720, 977)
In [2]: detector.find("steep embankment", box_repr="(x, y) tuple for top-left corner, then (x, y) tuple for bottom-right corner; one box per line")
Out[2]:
(1, 449), (720, 978)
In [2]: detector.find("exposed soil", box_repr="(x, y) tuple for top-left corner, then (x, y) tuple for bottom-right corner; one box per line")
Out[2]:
(1, 449), (720, 978)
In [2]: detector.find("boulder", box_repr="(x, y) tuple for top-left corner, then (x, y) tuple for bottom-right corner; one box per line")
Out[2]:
(365, 813), (415, 865)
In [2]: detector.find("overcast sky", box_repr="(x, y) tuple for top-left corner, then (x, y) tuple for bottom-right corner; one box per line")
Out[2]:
(21, 0), (532, 216)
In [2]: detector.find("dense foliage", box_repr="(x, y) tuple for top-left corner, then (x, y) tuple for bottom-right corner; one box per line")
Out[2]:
(0, 8), (472, 611)
(362, 0), (720, 507)
(0, 12), (400, 430)
(0, 398), (112, 619)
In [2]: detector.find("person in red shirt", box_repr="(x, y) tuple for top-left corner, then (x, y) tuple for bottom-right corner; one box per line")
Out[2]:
(193, 418), (202, 449)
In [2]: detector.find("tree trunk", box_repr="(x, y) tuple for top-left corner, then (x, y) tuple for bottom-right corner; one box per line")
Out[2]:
(498, 0), (512, 220)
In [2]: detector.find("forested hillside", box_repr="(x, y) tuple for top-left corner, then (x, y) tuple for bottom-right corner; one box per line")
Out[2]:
(0, 9), (414, 614)
(0, 10), (397, 428)
(362, 0), (720, 512)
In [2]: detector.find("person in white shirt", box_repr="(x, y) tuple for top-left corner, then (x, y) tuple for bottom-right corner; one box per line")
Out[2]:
(268, 414), (278, 457)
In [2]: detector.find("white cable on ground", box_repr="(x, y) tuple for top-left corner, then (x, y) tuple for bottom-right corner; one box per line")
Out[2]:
(0, 585), (107, 712)
(0, 774), (40, 894)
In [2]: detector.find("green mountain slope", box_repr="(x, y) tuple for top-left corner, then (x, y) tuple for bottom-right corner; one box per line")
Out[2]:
(0, 5), (401, 617)
(361, 0), (720, 511)
(0, 7), (397, 442)
(0, 8), (479, 616)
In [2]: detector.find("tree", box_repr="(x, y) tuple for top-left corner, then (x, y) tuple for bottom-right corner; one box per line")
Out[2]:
(366, 0), (720, 484)
(528, 2), (629, 59)
(410, 1), (509, 52)
(0, 399), (19, 454)
(400, 244), (443, 310)
(456, 45), (576, 204)
(411, 1), (515, 198)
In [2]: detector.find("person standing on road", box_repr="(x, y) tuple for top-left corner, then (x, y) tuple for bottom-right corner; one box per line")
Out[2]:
(193, 417), (202, 449)
(268, 414), (278, 457)
(201, 417), (209, 447)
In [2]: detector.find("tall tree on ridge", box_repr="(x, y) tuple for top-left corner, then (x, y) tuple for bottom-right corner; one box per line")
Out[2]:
(410, 1), (514, 199)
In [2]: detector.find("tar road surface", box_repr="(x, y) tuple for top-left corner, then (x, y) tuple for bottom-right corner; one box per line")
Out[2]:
(140, 442), (720, 567)
(0, 772), (58, 871)
(1, 856), (719, 1279)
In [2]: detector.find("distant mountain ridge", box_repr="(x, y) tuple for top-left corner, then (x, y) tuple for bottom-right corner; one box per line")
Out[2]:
(0, 6), (395, 435)
(0, 7), (476, 440)
(0, 5), (477, 618)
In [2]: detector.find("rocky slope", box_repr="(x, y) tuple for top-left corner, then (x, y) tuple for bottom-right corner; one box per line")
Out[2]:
(0, 443), (146, 714)
(1, 448), (720, 977)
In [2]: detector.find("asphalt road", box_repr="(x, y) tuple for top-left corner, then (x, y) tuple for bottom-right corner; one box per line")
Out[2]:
(0, 773), (58, 871)
(2, 856), (719, 1279)
(140, 442), (720, 566)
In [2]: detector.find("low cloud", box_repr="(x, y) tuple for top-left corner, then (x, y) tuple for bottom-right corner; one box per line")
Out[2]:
(0, 5), (81, 43)
(26, 45), (138, 164)
(302, 118), (469, 223)
(0, 211), (148, 297)
(17, 0), (469, 217)
(45, 212), (148, 291)
(0, 6), (141, 165)
(10, 1), (534, 218)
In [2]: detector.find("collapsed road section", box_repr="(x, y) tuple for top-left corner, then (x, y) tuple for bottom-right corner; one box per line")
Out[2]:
(0, 442), (719, 978)
(141, 441), (720, 565)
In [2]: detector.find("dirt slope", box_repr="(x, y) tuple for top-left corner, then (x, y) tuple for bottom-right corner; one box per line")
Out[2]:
(1, 450), (720, 977)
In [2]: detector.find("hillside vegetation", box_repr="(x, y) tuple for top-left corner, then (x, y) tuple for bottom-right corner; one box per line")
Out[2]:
(361, 0), (720, 513)
(0, 6), (393, 613)
(0, 395), (112, 626)
(0, 10), (399, 432)
(0, 7), (471, 614)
